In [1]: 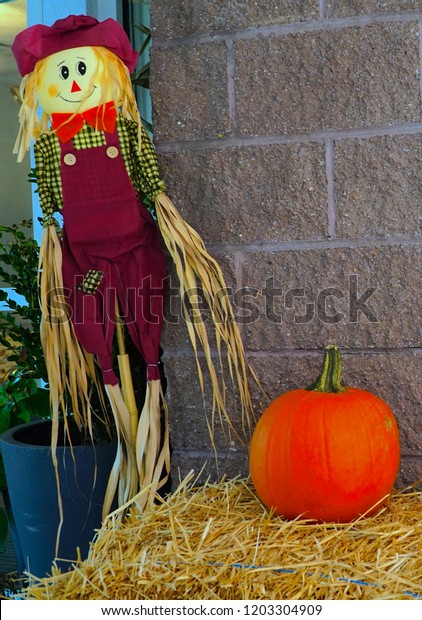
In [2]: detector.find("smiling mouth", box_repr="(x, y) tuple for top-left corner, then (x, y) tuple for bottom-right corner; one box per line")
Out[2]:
(57, 86), (96, 103)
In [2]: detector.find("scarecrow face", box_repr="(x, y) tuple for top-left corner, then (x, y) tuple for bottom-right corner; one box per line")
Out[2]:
(37, 46), (104, 114)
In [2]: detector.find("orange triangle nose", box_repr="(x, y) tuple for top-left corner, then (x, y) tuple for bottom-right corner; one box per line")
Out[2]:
(71, 80), (82, 93)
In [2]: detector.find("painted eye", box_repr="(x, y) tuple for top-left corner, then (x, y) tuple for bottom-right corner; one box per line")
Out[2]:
(59, 65), (69, 80)
(76, 61), (87, 76)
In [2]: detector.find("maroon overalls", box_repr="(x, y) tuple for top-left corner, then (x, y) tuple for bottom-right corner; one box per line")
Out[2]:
(59, 127), (166, 385)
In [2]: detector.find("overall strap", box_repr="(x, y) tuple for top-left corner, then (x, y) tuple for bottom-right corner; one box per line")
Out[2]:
(104, 124), (120, 147)
(58, 133), (78, 156)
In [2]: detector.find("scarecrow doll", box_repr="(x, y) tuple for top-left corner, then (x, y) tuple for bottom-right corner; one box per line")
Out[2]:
(12, 15), (254, 516)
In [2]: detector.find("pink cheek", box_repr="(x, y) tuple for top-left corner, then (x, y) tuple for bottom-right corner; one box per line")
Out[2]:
(48, 84), (59, 98)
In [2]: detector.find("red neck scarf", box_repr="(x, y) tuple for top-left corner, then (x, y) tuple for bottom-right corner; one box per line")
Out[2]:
(51, 101), (117, 143)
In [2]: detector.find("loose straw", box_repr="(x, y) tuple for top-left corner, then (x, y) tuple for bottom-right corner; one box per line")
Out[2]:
(18, 476), (422, 601)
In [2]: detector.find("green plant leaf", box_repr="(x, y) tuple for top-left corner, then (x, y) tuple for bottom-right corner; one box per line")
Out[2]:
(21, 388), (50, 419)
(14, 401), (31, 424)
(0, 221), (47, 382)
(0, 406), (11, 434)
(4, 299), (18, 312)
(131, 70), (150, 89)
(134, 23), (151, 36)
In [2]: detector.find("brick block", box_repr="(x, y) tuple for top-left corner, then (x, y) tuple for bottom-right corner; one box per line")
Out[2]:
(164, 354), (249, 451)
(242, 245), (422, 350)
(151, 0), (319, 39)
(159, 142), (328, 243)
(235, 22), (421, 136)
(249, 353), (327, 409)
(335, 134), (422, 238)
(165, 355), (222, 451)
(150, 43), (230, 142)
(335, 135), (422, 239)
(326, 1), (422, 17)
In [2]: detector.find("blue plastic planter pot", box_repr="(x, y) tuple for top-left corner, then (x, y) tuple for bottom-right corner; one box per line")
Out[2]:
(0, 419), (117, 578)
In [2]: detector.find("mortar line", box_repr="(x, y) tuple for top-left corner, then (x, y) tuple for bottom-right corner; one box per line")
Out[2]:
(319, 0), (326, 20)
(233, 251), (244, 290)
(205, 235), (422, 256)
(156, 123), (422, 153)
(247, 347), (422, 357)
(226, 38), (238, 135)
(326, 138), (336, 239)
(154, 12), (422, 49)
(233, 250), (246, 344)
(419, 19), (422, 105)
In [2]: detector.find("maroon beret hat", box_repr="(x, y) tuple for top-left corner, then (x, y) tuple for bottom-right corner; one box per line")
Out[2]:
(12, 14), (139, 77)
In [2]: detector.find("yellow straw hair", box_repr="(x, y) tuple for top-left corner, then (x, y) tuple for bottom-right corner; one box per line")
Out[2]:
(14, 59), (50, 161)
(92, 47), (143, 150)
(38, 225), (97, 428)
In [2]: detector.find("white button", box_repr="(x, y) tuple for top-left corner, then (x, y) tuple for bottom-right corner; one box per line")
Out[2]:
(63, 153), (76, 166)
(106, 146), (119, 159)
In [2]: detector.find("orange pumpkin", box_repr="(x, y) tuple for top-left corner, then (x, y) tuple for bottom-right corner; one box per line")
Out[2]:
(249, 346), (401, 522)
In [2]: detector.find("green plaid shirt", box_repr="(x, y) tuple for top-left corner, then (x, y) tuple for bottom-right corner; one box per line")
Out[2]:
(34, 115), (166, 224)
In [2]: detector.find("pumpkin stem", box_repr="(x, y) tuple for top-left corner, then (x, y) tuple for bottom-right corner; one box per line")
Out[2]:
(307, 345), (347, 393)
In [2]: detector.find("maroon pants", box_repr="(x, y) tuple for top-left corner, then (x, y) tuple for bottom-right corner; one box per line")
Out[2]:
(59, 128), (166, 385)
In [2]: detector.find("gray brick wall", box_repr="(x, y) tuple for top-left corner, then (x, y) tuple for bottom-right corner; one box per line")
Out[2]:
(149, 1), (422, 487)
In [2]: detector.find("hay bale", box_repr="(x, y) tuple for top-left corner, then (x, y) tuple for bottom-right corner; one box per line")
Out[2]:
(20, 475), (422, 600)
